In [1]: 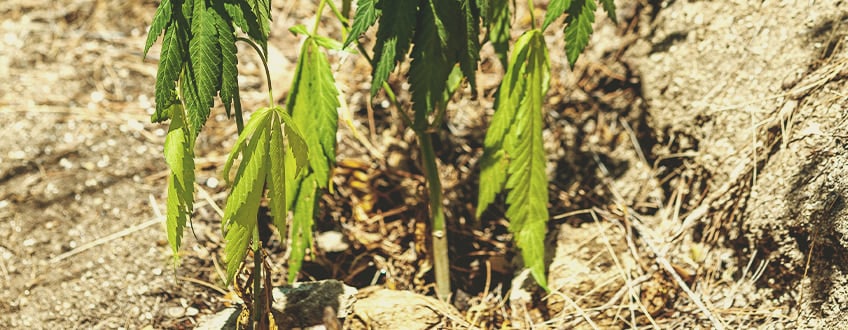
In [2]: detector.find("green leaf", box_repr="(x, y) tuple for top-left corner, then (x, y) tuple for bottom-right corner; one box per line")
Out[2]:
(223, 107), (272, 186)
(344, 0), (379, 48)
(222, 110), (272, 284)
(289, 39), (340, 188)
(153, 25), (184, 124)
(599, 0), (616, 23)
(164, 102), (195, 266)
(476, 30), (532, 217)
(267, 112), (287, 246)
(144, 0), (172, 58)
(212, 4), (239, 118)
(485, 0), (510, 67)
(477, 30), (550, 289)
(369, 0), (417, 96)
(186, 4), (222, 132)
(223, 0), (265, 44)
(542, 0), (571, 31)
(459, 0), (480, 90)
(287, 174), (317, 283)
(503, 31), (550, 290)
(409, 0), (454, 126)
(245, 0), (271, 51)
(563, 0), (596, 68)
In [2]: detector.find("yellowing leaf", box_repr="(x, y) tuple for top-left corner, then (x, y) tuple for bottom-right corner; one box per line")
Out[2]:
(221, 108), (272, 284)
(164, 102), (195, 266)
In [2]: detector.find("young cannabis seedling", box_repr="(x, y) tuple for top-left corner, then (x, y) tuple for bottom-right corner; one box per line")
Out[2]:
(144, 0), (616, 325)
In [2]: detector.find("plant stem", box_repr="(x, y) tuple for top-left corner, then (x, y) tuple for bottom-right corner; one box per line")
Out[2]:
(252, 226), (263, 328)
(312, 0), (327, 35)
(528, 0), (537, 29)
(237, 37), (274, 106)
(416, 130), (451, 300)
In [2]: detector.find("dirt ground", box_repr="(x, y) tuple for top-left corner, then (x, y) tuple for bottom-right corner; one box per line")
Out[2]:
(2, 0), (848, 329)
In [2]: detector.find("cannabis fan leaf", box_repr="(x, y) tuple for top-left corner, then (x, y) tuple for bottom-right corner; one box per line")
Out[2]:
(478, 30), (551, 289)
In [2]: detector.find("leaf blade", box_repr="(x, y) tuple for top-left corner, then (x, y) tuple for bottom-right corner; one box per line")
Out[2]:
(344, 0), (379, 48)
(563, 0), (596, 68)
(144, 0), (172, 58)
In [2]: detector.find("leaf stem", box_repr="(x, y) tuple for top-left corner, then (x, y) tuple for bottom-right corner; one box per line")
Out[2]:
(233, 88), (245, 133)
(528, 0), (537, 29)
(312, 0), (327, 36)
(237, 37), (274, 106)
(382, 82), (413, 129)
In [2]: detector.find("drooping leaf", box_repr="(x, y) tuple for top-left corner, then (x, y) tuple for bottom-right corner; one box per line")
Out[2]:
(186, 4), (222, 132)
(287, 174), (317, 283)
(459, 0), (480, 90)
(222, 109), (272, 284)
(223, 0), (265, 44)
(409, 0), (455, 126)
(485, 0), (510, 67)
(223, 107), (272, 187)
(245, 0), (271, 51)
(212, 3), (239, 118)
(477, 30), (550, 289)
(599, 0), (617, 23)
(164, 102), (195, 266)
(369, 0), (417, 96)
(152, 25), (184, 123)
(476, 0), (488, 23)
(289, 38), (340, 188)
(267, 111), (287, 246)
(144, 0), (172, 58)
(476, 30), (532, 217)
(344, 0), (379, 48)
(542, 0), (571, 31)
(563, 0), (596, 68)
(267, 106), (309, 244)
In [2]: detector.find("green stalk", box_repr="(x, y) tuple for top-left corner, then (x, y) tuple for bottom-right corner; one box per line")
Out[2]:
(353, 33), (450, 300)
(415, 130), (450, 300)
(252, 225), (263, 329)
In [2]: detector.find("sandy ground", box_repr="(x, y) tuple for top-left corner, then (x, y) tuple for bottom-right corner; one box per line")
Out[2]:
(3, 0), (848, 329)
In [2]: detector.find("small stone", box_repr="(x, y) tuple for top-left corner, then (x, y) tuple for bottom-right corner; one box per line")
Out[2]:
(185, 307), (199, 317)
(165, 306), (185, 318)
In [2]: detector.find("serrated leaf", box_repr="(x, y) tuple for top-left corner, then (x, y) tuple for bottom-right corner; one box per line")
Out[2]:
(476, 0), (489, 24)
(164, 102), (195, 266)
(542, 0), (571, 31)
(267, 112), (287, 246)
(223, 0), (264, 44)
(223, 107), (272, 186)
(245, 0), (271, 51)
(460, 0), (480, 90)
(599, 0), (616, 23)
(289, 39), (339, 188)
(486, 0), (510, 67)
(222, 112), (271, 284)
(477, 30), (532, 216)
(344, 0), (379, 48)
(369, 0), (417, 96)
(287, 174), (317, 283)
(212, 4), (239, 118)
(563, 0), (596, 68)
(280, 111), (310, 175)
(144, 0), (172, 58)
(503, 31), (550, 290)
(409, 0), (454, 125)
(153, 25), (184, 124)
(478, 30), (550, 289)
(186, 4), (222, 132)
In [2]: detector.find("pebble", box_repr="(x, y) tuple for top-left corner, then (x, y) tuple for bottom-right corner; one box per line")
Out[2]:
(165, 306), (185, 318)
